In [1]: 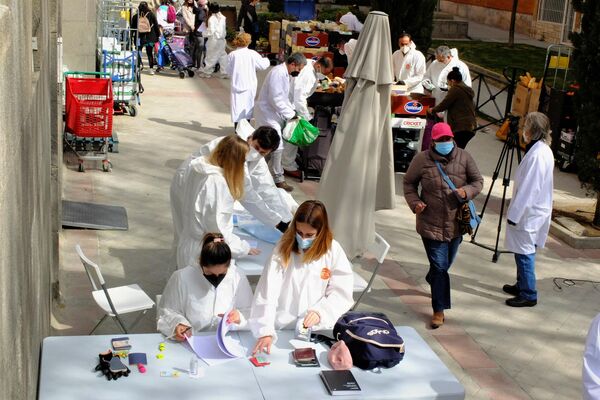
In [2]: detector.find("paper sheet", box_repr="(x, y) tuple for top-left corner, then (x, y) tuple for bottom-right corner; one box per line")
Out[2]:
(185, 335), (234, 366)
(217, 310), (246, 358)
(239, 223), (282, 244)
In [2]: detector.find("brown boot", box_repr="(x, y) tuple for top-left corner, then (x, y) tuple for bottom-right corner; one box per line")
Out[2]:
(431, 311), (444, 329)
(276, 181), (294, 192)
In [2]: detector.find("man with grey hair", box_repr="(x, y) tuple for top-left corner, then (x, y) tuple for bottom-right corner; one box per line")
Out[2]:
(503, 112), (554, 307)
(254, 52), (307, 192)
(423, 45), (471, 105)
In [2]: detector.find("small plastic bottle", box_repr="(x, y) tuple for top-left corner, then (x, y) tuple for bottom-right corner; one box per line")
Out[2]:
(189, 355), (199, 377)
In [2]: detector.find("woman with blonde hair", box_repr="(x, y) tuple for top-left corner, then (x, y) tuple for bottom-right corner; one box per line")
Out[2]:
(158, 232), (254, 338)
(225, 32), (270, 126)
(171, 135), (260, 268)
(250, 200), (354, 355)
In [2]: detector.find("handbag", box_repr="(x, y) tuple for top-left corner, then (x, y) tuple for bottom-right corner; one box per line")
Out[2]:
(434, 161), (481, 235)
(282, 117), (319, 147)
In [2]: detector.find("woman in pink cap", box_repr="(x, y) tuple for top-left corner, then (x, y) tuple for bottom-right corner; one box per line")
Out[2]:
(403, 122), (483, 329)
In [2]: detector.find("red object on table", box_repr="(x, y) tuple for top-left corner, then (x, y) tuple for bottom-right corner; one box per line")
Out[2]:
(391, 95), (435, 116)
(65, 76), (113, 138)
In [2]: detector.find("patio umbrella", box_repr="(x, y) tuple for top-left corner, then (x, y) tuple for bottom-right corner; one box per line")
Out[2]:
(317, 11), (395, 258)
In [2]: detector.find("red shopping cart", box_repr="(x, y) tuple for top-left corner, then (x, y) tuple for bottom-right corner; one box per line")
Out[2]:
(64, 71), (114, 172)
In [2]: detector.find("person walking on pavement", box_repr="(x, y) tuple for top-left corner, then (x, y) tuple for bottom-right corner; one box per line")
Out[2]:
(200, 2), (228, 78)
(503, 112), (554, 307)
(282, 56), (334, 179)
(392, 33), (426, 94)
(226, 32), (270, 125)
(254, 52), (307, 192)
(191, 0), (208, 69)
(132, 2), (161, 75)
(427, 67), (477, 149)
(403, 122), (483, 329)
(237, 0), (260, 50)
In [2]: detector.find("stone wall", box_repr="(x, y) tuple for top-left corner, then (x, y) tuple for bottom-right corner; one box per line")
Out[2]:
(532, 20), (563, 43)
(440, 0), (534, 37)
(0, 0), (60, 398)
(62, 0), (97, 71)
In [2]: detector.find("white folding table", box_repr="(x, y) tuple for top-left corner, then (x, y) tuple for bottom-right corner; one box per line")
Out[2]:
(39, 327), (464, 400)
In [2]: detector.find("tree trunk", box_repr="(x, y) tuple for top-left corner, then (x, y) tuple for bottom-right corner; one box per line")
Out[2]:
(508, 0), (519, 47)
(594, 191), (600, 228)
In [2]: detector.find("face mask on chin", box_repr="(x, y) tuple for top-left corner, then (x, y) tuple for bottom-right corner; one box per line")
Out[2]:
(246, 147), (261, 162)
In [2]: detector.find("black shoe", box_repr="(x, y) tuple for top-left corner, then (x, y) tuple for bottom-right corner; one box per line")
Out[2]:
(505, 297), (537, 307)
(502, 284), (519, 296)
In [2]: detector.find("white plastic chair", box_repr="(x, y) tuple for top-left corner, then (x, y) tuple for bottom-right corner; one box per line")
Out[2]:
(351, 233), (391, 310)
(76, 244), (155, 334)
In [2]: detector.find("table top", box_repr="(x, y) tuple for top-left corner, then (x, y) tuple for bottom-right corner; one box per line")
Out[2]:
(234, 227), (275, 276)
(40, 327), (464, 400)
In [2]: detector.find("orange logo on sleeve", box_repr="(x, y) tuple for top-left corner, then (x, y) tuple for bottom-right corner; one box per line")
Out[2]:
(320, 267), (331, 280)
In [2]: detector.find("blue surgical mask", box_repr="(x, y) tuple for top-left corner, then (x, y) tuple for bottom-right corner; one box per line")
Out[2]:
(295, 233), (314, 250)
(435, 141), (454, 155)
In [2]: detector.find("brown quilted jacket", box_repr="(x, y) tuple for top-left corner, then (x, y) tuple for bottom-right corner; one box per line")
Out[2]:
(403, 147), (483, 242)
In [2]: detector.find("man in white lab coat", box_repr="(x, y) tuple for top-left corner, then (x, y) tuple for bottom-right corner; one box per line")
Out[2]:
(503, 112), (554, 307)
(424, 45), (471, 107)
(282, 57), (334, 178)
(392, 33), (426, 94)
(194, 126), (294, 231)
(338, 6), (363, 32)
(254, 52), (307, 192)
(226, 32), (271, 124)
(583, 312), (600, 400)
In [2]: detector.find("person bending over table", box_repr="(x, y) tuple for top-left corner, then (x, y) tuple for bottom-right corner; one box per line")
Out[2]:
(250, 200), (354, 355)
(170, 135), (261, 268)
(158, 233), (254, 340)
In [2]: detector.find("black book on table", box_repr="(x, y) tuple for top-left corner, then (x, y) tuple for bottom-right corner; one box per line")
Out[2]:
(319, 370), (361, 396)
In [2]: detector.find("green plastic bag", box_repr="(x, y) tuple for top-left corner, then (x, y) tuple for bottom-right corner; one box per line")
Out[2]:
(282, 117), (319, 146)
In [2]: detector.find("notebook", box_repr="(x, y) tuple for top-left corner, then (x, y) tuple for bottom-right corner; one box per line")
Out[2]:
(319, 370), (361, 396)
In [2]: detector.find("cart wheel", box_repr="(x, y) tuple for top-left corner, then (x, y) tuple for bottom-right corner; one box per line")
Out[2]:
(128, 105), (137, 117)
(179, 71), (185, 79)
(78, 163), (85, 173)
(188, 69), (195, 78)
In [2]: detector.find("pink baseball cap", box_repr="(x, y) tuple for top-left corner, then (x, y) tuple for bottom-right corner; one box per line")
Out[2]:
(431, 122), (454, 140)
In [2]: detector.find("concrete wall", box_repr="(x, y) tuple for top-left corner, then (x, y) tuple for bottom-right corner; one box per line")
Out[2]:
(62, 0), (97, 71)
(440, 0), (535, 36)
(0, 0), (60, 398)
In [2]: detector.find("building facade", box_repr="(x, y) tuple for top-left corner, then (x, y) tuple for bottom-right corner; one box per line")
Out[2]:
(439, 0), (581, 44)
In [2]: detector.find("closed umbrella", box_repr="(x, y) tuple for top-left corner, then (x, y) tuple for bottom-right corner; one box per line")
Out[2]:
(317, 11), (395, 258)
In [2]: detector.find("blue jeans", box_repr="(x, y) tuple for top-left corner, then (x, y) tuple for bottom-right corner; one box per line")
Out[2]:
(514, 252), (537, 301)
(422, 236), (463, 312)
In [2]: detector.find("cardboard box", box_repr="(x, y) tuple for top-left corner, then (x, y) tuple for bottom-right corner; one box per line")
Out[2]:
(292, 32), (329, 48)
(512, 84), (531, 116)
(302, 51), (334, 61)
(270, 39), (279, 53)
(292, 45), (329, 54)
(268, 21), (281, 41)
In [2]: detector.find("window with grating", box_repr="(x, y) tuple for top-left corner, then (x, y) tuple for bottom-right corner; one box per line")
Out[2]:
(538, 0), (566, 23)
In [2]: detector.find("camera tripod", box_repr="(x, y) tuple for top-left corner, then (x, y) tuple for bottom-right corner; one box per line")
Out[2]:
(471, 114), (522, 262)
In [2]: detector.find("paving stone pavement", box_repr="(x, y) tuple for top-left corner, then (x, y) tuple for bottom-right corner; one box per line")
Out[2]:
(53, 64), (599, 399)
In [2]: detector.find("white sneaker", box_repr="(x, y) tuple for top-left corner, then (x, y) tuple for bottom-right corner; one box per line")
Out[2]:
(149, 69), (155, 75)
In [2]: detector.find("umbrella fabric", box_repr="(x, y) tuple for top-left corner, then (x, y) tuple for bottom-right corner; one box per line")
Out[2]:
(317, 11), (395, 258)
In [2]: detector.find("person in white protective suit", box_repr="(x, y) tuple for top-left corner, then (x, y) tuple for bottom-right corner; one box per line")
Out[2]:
(194, 126), (295, 232)
(503, 112), (554, 307)
(392, 33), (426, 94)
(254, 52), (307, 192)
(158, 233), (254, 339)
(225, 32), (271, 125)
(423, 45), (471, 107)
(170, 135), (260, 268)
(200, 2), (228, 78)
(583, 312), (600, 400)
(282, 56), (334, 178)
(250, 200), (354, 355)
(338, 6), (363, 32)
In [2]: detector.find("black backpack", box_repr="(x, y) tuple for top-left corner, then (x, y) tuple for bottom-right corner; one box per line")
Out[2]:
(333, 311), (405, 370)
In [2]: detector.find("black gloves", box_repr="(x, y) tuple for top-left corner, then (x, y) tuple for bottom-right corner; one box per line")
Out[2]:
(507, 219), (517, 226)
(396, 80), (406, 85)
(95, 350), (131, 381)
(276, 221), (290, 233)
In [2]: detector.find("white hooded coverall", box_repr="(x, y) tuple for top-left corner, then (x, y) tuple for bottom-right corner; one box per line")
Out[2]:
(392, 41), (426, 94)
(170, 155), (251, 268)
(195, 136), (294, 227)
(201, 12), (228, 76)
(226, 47), (271, 123)
(254, 63), (296, 183)
(157, 263), (253, 335)
(583, 313), (600, 400)
(250, 240), (354, 342)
